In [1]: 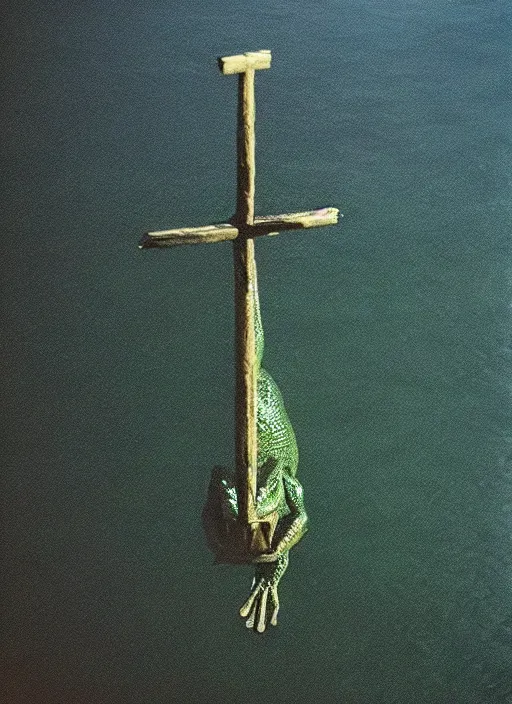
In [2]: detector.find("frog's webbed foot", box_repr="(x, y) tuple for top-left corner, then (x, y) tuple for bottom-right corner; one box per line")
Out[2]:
(239, 553), (289, 633)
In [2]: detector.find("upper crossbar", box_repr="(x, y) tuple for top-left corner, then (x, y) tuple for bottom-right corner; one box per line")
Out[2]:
(218, 50), (272, 75)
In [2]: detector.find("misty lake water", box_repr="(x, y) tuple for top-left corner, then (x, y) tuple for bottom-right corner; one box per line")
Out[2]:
(2, 1), (512, 702)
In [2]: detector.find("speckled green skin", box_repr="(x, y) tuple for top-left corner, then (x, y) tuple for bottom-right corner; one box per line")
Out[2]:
(202, 264), (308, 630)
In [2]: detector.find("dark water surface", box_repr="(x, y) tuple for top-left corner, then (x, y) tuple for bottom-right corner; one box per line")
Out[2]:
(2, 1), (512, 702)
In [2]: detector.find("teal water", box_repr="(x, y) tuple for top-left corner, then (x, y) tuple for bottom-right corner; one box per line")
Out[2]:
(2, 1), (512, 702)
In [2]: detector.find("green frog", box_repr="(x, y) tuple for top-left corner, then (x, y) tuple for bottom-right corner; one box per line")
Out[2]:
(202, 261), (308, 633)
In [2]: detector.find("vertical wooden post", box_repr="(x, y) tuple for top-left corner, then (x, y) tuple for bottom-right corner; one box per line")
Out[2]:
(236, 69), (255, 224)
(233, 67), (258, 525)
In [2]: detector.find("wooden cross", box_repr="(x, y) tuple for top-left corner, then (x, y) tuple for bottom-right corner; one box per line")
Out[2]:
(140, 50), (339, 541)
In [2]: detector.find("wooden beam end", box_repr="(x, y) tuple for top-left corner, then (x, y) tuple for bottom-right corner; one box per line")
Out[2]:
(139, 233), (154, 249)
(140, 223), (239, 247)
(218, 49), (272, 75)
(249, 207), (341, 237)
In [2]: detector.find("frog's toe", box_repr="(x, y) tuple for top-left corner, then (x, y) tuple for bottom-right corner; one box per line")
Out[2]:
(246, 601), (259, 630)
(239, 580), (262, 619)
(256, 588), (269, 633)
(270, 586), (279, 626)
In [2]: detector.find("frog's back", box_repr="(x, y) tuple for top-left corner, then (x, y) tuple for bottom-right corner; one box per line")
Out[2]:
(257, 367), (298, 477)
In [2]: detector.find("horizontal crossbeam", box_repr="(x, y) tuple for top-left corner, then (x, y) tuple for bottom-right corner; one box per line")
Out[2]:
(139, 207), (340, 248)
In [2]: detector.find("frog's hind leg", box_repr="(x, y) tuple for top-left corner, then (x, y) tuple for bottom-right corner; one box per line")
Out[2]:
(240, 553), (289, 632)
(271, 471), (308, 555)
